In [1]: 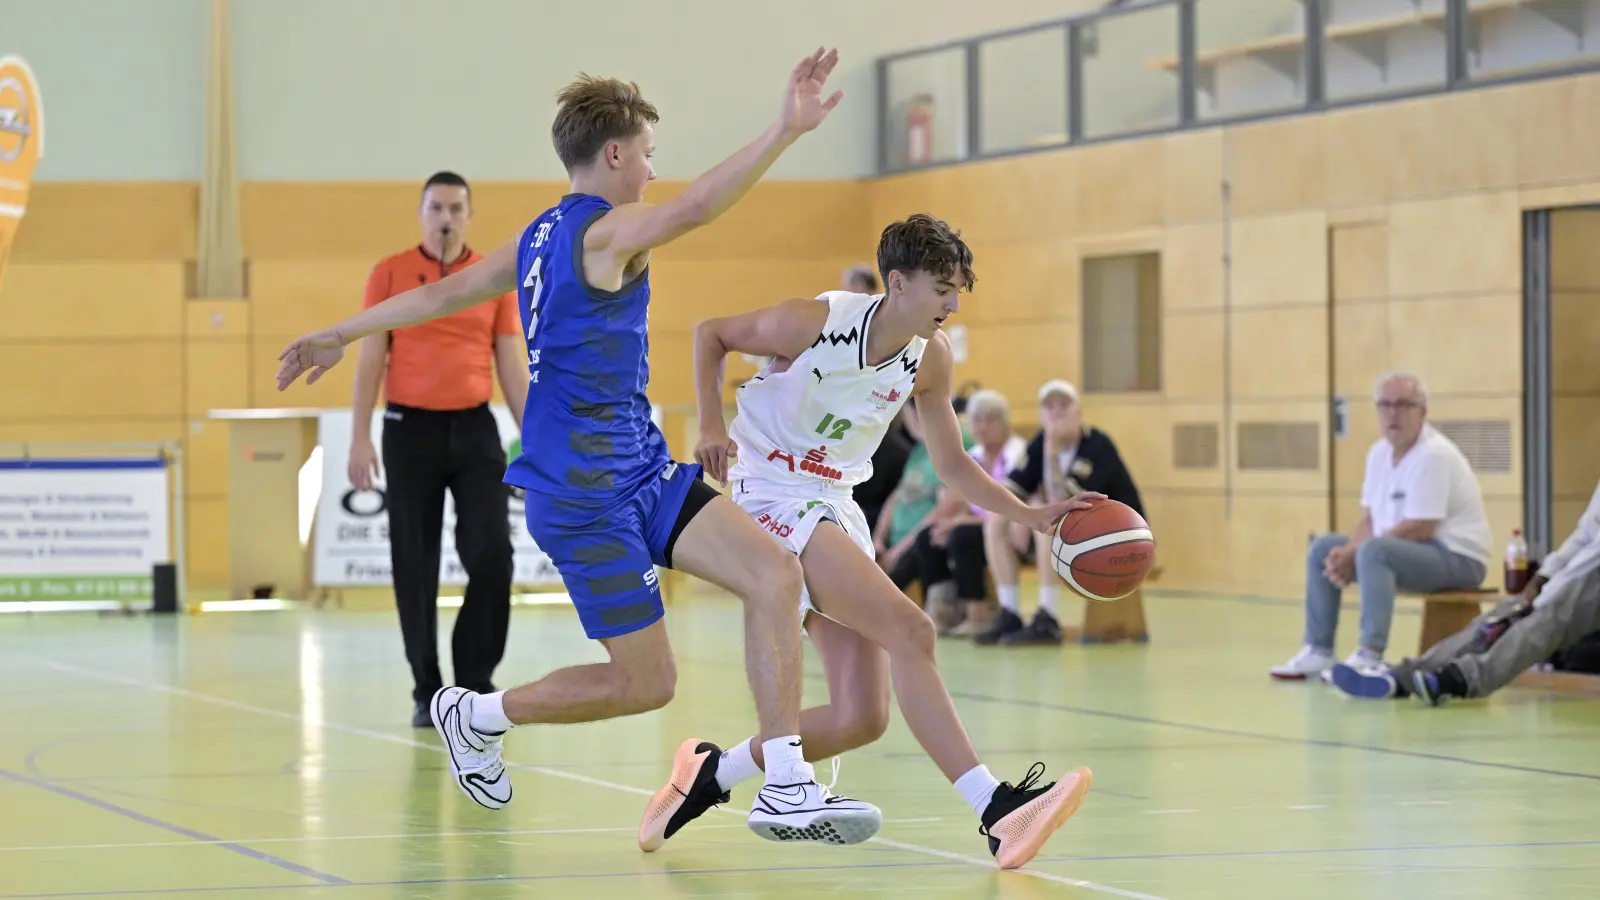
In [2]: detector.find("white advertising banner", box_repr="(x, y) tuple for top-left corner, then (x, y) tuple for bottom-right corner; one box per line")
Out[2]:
(0, 458), (170, 603)
(312, 405), (662, 588)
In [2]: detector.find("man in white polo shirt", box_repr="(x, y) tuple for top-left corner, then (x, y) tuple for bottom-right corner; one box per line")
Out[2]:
(1271, 372), (1491, 680)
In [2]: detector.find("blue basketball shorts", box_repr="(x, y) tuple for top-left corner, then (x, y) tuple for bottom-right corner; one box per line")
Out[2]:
(522, 460), (714, 640)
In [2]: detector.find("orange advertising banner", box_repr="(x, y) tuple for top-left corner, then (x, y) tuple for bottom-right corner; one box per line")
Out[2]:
(0, 55), (43, 288)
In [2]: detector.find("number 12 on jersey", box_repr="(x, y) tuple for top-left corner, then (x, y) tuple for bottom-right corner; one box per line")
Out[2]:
(815, 412), (852, 440)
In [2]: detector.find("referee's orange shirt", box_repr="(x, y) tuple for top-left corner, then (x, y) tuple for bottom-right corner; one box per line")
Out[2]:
(364, 244), (522, 411)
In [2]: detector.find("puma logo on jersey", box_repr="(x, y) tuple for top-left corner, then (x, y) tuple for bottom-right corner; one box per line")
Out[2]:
(766, 447), (843, 481)
(812, 368), (824, 383)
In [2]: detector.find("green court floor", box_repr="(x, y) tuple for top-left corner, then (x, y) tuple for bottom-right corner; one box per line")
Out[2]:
(1, 591), (1597, 899)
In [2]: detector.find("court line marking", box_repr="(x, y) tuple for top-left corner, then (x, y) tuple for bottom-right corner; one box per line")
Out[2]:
(0, 819), (947, 854)
(0, 766), (349, 886)
(43, 659), (1170, 900)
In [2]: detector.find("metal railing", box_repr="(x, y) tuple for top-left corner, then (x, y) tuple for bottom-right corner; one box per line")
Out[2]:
(878, 0), (1600, 175)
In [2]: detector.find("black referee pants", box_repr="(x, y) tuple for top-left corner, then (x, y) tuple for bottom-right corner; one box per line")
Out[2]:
(381, 402), (513, 704)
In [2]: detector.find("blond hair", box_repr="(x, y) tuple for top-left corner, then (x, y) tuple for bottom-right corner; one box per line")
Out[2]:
(552, 75), (660, 171)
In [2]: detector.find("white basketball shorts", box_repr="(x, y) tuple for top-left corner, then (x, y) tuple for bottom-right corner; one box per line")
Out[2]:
(731, 479), (874, 622)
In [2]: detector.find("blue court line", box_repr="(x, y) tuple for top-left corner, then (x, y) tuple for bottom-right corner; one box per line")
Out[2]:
(0, 767), (350, 886)
(942, 689), (1600, 783)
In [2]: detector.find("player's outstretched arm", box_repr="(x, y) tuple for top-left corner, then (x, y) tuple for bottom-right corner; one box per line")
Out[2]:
(588, 48), (843, 263)
(914, 334), (1102, 534)
(275, 238), (520, 390)
(691, 297), (829, 482)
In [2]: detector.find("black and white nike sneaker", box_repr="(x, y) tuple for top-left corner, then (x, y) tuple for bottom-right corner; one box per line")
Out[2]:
(747, 761), (881, 846)
(430, 686), (512, 810)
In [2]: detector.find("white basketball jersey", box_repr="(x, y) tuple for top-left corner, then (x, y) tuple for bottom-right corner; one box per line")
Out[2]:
(729, 292), (926, 493)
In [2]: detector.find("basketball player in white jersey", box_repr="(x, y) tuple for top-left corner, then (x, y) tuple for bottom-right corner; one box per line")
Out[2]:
(637, 215), (1097, 869)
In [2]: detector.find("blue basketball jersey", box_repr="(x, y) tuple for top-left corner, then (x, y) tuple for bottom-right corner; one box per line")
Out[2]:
(504, 193), (671, 499)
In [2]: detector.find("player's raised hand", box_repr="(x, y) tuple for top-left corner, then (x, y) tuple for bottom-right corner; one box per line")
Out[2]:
(779, 46), (843, 136)
(276, 327), (347, 390)
(694, 428), (738, 484)
(1025, 492), (1107, 535)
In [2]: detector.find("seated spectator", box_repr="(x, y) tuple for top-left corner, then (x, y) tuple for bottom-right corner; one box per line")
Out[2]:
(979, 379), (1145, 646)
(1271, 372), (1491, 680)
(874, 402), (971, 591)
(911, 389), (1028, 635)
(1331, 477), (1600, 704)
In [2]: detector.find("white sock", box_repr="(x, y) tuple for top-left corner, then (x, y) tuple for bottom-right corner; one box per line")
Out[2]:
(761, 736), (815, 785)
(997, 585), (1021, 614)
(1038, 586), (1060, 619)
(955, 764), (1002, 815)
(715, 738), (763, 792)
(468, 691), (513, 735)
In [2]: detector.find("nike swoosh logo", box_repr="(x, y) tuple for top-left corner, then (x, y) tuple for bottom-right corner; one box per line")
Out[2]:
(760, 787), (809, 808)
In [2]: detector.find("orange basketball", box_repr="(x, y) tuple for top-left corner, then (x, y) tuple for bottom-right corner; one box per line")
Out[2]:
(1049, 499), (1155, 601)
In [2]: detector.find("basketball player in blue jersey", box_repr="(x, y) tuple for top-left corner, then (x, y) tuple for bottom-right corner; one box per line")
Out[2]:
(637, 215), (1098, 869)
(276, 47), (884, 844)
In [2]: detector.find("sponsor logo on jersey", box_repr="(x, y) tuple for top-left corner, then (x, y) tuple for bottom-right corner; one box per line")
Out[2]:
(868, 387), (902, 410)
(756, 512), (794, 539)
(766, 446), (843, 482)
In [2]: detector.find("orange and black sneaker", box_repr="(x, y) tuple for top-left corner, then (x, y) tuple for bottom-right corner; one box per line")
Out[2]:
(638, 739), (731, 852)
(979, 762), (1093, 869)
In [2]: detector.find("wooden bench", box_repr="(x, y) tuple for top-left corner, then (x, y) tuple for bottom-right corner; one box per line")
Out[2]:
(1511, 668), (1600, 695)
(1408, 588), (1497, 654)
(1067, 565), (1159, 645)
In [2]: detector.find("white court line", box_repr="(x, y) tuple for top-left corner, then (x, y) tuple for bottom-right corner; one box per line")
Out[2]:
(43, 660), (1169, 900)
(0, 819), (947, 854)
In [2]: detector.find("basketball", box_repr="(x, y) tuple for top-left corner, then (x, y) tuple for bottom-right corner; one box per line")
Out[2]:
(1049, 499), (1155, 601)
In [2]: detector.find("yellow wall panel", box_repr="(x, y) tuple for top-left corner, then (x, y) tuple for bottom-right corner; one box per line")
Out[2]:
(1229, 400), (1329, 494)
(1075, 397), (1168, 491)
(11, 183), (197, 262)
(1514, 73), (1600, 188)
(182, 421), (233, 498)
(935, 153), (1080, 247)
(1333, 404), (1381, 502)
(185, 338), (251, 417)
(1157, 401), (1226, 492)
(1229, 307), (1328, 400)
(1552, 295), (1600, 395)
(960, 320), (1080, 408)
(1321, 105), (1398, 210)
(0, 342), (184, 421)
(1331, 222), (1388, 302)
(187, 299), (251, 338)
(1161, 311), (1224, 403)
(648, 258), (865, 330)
(249, 260), (378, 335)
(0, 263), (185, 339)
(250, 333), (347, 409)
(1161, 130), (1223, 225)
(1142, 489), (1231, 592)
(1332, 301), (1390, 398)
(1228, 118), (1326, 218)
(0, 419), (184, 445)
(1388, 90), (1519, 200)
(1551, 208), (1600, 289)
(184, 495), (230, 590)
(1075, 140), (1164, 234)
(1553, 396), (1600, 501)
(1427, 395), (1523, 497)
(961, 240), (1078, 327)
(1386, 294), (1521, 395)
(1229, 493), (1329, 596)
(1160, 224), (1224, 312)
(1387, 193), (1522, 297)
(1228, 212), (1328, 308)
(645, 331), (696, 409)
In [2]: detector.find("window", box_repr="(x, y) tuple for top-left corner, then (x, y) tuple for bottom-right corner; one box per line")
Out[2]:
(1081, 252), (1162, 392)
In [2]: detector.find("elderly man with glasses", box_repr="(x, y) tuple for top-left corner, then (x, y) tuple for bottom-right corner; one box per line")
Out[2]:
(1271, 372), (1492, 681)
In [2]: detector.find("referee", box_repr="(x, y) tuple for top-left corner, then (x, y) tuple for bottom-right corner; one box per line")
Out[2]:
(348, 171), (529, 727)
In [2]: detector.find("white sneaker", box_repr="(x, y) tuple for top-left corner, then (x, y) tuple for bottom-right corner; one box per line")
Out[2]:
(748, 759), (882, 846)
(1269, 645), (1337, 680)
(430, 687), (513, 810)
(1319, 648), (1385, 684)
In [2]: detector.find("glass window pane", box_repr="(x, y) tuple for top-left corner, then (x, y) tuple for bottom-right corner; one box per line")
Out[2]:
(1324, 0), (1449, 103)
(978, 25), (1068, 155)
(1083, 3), (1180, 139)
(1467, 0), (1600, 81)
(884, 48), (969, 171)
(1195, 0), (1309, 120)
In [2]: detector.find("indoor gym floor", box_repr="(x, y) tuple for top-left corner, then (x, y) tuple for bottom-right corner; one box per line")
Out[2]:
(2, 589), (1598, 900)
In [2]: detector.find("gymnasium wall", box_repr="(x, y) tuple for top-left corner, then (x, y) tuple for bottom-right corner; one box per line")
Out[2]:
(870, 71), (1600, 597)
(1550, 209), (1600, 543)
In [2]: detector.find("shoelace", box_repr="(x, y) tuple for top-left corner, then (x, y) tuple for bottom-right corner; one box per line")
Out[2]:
(977, 762), (1048, 838)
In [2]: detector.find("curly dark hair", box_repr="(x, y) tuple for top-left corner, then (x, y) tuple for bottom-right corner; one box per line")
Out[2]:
(876, 214), (976, 292)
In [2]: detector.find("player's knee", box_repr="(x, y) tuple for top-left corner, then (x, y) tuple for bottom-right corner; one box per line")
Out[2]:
(743, 548), (804, 607)
(892, 604), (938, 660)
(618, 656), (677, 713)
(844, 695), (891, 748)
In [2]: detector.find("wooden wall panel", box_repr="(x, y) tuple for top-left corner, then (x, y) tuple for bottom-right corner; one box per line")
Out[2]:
(1229, 307), (1328, 400)
(960, 321), (1080, 409)
(0, 343), (184, 421)
(1229, 118), (1326, 218)
(183, 420), (233, 498)
(1388, 193), (1522, 298)
(187, 299), (251, 337)
(1162, 311), (1224, 402)
(1332, 302), (1390, 400)
(1075, 140), (1165, 234)
(1156, 401), (1226, 492)
(1230, 494), (1327, 595)
(1388, 90), (1519, 200)
(1514, 74), (1600, 188)
(961, 240), (1078, 326)
(1387, 294), (1521, 395)
(0, 264), (186, 339)
(1331, 222), (1388, 302)
(10, 184), (198, 262)
(1161, 130), (1223, 225)
(1160, 224), (1224, 312)
(184, 496), (230, 589)
(1553, 397), (1600, 501)
(185, 338), (251, 418)
(1228, 212), (1327, 308)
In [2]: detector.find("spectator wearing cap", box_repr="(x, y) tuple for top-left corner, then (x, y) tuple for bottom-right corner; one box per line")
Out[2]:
(977, 379), (1145, 646)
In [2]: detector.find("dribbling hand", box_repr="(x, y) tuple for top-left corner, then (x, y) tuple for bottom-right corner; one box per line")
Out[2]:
(695, 429), (739, 484)
(779, 47), (844, 137)
(1025, 492), (1107, 536)
(276, 327), (346, 390)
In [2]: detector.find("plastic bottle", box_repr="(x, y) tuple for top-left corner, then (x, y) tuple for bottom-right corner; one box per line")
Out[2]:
(1505, 528), (1529, 594)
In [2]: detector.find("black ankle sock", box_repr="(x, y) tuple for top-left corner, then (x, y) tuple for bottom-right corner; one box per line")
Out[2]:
(1437, 663), (1468, 697)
